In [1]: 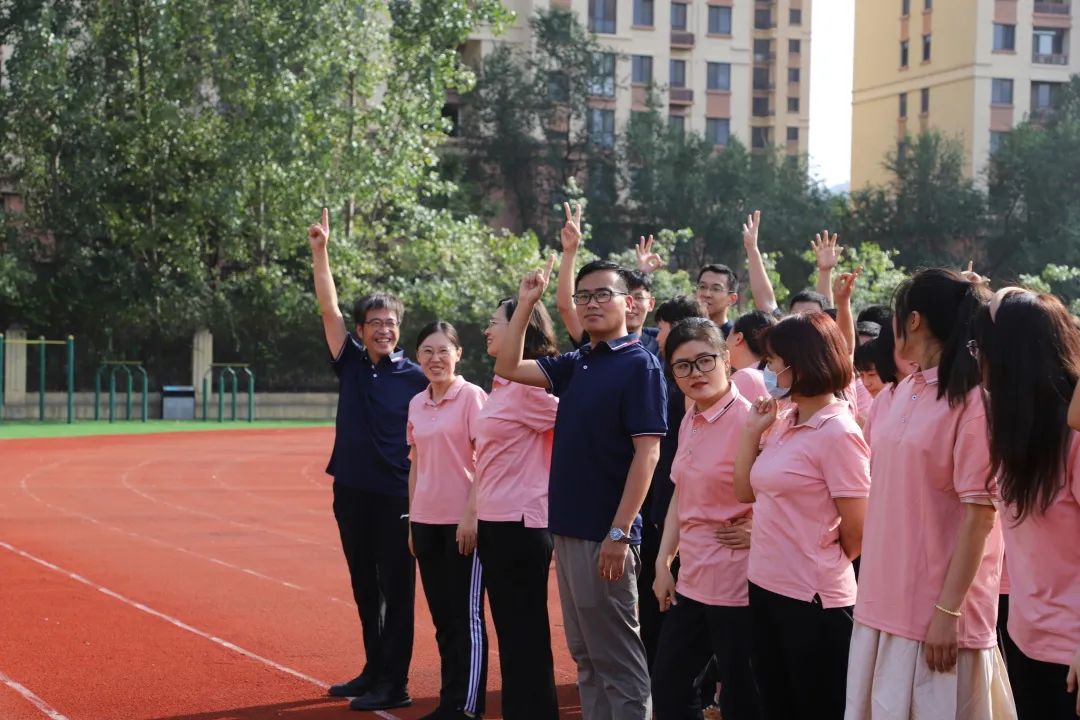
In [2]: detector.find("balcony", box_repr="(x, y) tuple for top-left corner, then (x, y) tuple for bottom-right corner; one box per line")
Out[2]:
(669, 88), (694, 105)
(671, 31), (695, 49)
(1033, 51), (1069, 63)
(1034, 1), (1071, 14)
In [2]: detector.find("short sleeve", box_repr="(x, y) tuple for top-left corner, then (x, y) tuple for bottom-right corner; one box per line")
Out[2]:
(535, 352), (580, 397)
(518, 385), (559, 433)
(330, 334), (363, 378)
(464, 384), (488, 445)
(953, 405), (994, 500)
(621, 359), (668, 437)
(822, 420), (871, 498)
(406, 395), (420, 447)
(1069, 434), (1080, 503)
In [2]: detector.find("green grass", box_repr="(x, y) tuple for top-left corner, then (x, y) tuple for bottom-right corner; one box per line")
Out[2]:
(0, 419), (332, 440)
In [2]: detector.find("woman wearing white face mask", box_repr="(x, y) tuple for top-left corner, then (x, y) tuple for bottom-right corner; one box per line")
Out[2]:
(733, 310), (871, 720)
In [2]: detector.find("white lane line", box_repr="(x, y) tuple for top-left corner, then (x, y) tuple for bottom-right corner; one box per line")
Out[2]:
(0, 669), (70, 720)
(0, 541), (402, 720)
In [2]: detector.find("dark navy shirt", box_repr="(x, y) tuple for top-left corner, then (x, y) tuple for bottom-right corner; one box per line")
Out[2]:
(645, 375), (684, 527)
(536, 333), (668, 545)
(325, 335), (429, 496)
(720, 320), (734, 338)
(574, 326), (660, 356)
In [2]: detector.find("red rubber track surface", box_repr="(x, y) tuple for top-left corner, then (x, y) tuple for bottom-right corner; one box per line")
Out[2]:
(0, 429), (583, 720)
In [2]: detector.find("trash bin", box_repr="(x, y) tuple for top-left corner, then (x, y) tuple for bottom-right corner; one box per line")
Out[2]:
(161, 385), (196, 420)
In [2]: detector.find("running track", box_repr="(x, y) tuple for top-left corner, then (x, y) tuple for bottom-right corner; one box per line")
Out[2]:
(0, 428), (582, 719)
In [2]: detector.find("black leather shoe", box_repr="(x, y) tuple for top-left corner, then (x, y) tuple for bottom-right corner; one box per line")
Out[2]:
(417, 708), (447, 720)
(349, 684), (413, 711)
(327, 673), (375, 698)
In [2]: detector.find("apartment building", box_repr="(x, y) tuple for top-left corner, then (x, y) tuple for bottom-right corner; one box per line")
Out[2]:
(458, 0), (812, 155)
(852, 0), (1078, 189)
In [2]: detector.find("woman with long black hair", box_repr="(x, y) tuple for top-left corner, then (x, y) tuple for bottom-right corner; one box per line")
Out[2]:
(972, 288), (1080, 719)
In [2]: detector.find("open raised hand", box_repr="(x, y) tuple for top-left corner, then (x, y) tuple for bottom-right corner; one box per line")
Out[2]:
(308, 207), (330, 253)
(636, 235), (664, 273)
(812, 230), (844, 271)
(519, 254), (557, 307)
(742, 210), (762, 252)
(561, 202), (583, 253)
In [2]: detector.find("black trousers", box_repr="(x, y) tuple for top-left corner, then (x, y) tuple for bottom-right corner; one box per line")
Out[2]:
(1000, 596), (1078, 720)
(748, 582), (853, 720)
(412, 521), (488, 716)
(637, 520), (666, 668)
(652, 594), (762, 720)
(477, 520), (558, 720)
(332, 484), (415, 688)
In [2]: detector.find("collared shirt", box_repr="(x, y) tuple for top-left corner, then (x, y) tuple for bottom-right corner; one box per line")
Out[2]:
(671, 384), (755, 606)
(1003, 433), (1080, 666)
(326, 335), (428, 496)
(407, 375), (487, 524)
(474, 376), (559, 528)
(537, 333), (668, 544)
(720, 320), (734, 339)
(856, 368), (1004, 649)
(748, 401), (870, 608)
(574, 326), (661, 357)
(645, 375), (683, 527)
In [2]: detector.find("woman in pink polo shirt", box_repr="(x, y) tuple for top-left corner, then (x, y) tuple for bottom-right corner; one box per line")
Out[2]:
(474, 297), (560, 720)
(847, 269), (1014, 720)
(406, 321), (489, 720)
(973, 288), (1080, 719)
(651, 317), (762, 720)
(733, 311), (871, 720)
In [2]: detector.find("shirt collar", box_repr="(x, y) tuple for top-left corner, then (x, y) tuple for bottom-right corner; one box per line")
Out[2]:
(789, 399), (849, 429)
(492, 375), (511, 387)
(425, 374), (466, 405)
(361, 344), (407, 367)
(696, 383), (741, 424)
(581, 332), (641, 354)
(914, 366), (940, 386)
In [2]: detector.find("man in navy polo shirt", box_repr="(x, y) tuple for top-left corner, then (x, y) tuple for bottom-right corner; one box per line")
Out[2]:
(309, 209), (427, 713)
(496, 254), (667, 720)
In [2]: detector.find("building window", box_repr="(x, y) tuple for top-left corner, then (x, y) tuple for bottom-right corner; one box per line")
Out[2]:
(900, 40), (909, 67)
(993, 24), (1016, 52)
(707, 62), (731, 91)
(788, 96), (800, 113)
(925, 0), (933, 9)
(990, 131), (1007, 155)
(632, 55), (654, 84)
(753, 66), (771, 89)
(991, 78), (1014, 105)
(790, 8), (802, 25)
(752, 127), (771, 149)
(670, 114), (686, 136)
(548, 72), (569, 102)
(706, 118), (730, 147)
(1033, 28), (1067, 62)
(755, 8), (773, 29)
(588, 108), (616, 148)
(922, 34), (931, 61)
(899, 92), (907, 117)
(753, 96), (771, 116)
(754, 39), (774, 63)
(789, 39), (801, 55)
(633, 0), (654, 26)
(787, 127), (800, 142)
(708, 6), (732, 34)
(671, 2), (688, 31)
(589, 53), (616, 97)
(1032, 81), (1061, 114)
(902, 0), (910, 15)
(589, 0), (617, 34)
(788, 67), (801, 83)
(920, 87), (930, 114)
(670, 59), (687, 88)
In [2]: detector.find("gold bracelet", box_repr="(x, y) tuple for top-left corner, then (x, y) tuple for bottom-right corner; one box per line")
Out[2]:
(934, 603), (962, 618)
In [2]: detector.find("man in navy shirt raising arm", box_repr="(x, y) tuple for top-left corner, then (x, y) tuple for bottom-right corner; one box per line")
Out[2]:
(495, 254), (668, 720)
(308, 209), (428, 713)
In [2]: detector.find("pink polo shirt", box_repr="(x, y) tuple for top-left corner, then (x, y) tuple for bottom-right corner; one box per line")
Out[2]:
(407, 376), (487, 525)
(855, 368), (1004, 650)
(731, 367), (768, 403)
(1001, 433), (1080, 666)
(863, 384), (897, 446)
(855, 378), (872, 426)
(671, 384), (755, 606)
(747, 401), (871, 608)
(474, 376), (558, 529)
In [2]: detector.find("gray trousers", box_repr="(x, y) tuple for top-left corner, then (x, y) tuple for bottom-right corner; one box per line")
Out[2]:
(553, 534), (652, 720)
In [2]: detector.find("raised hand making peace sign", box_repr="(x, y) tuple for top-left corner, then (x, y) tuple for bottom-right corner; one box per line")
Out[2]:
(561, 202), (583, 254)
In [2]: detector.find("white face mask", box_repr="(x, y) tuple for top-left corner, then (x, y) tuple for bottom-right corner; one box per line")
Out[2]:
(762, 365), (791, 399)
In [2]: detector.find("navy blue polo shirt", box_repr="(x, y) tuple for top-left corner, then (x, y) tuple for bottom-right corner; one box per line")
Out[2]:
(536, 333), (668, 545)
(325, 335), (429, 496)
(574, 326), (660, 356)
(720, 320), (734, 338)
(645, 375), (684, 527)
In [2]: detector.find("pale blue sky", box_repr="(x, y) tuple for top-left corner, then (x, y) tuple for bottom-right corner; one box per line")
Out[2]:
(808, 0), (855, 189)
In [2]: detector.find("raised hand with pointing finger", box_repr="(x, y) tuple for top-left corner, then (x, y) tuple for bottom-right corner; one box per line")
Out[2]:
(309, 207), (330, 253)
